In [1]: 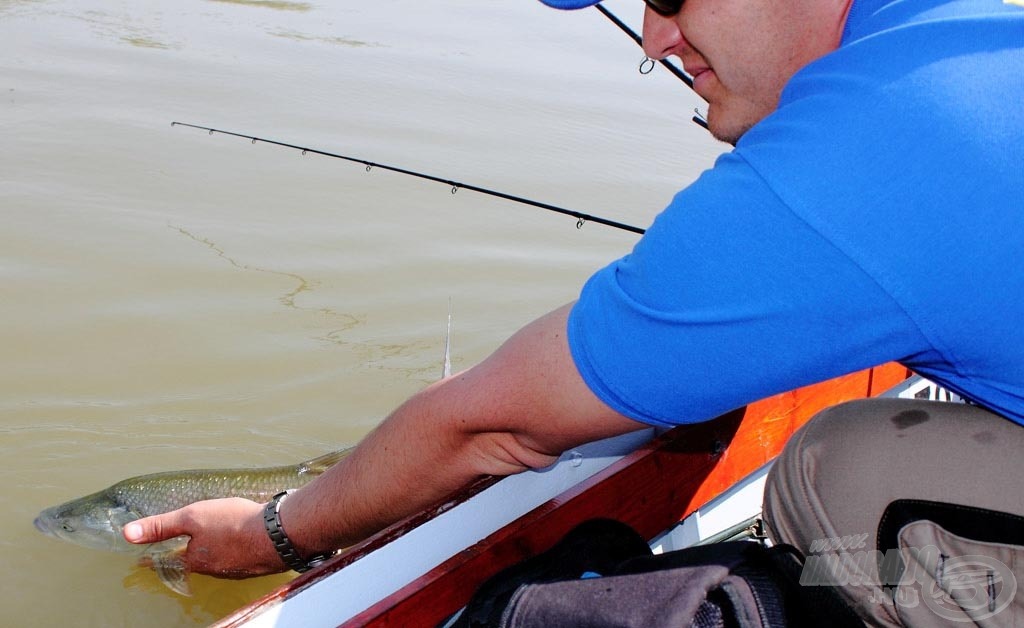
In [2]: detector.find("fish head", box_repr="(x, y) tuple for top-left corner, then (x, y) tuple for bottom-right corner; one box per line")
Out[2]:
(34, 489), (141, 553)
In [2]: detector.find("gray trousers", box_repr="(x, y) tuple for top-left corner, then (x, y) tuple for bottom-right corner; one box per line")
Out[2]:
(763, 398), (1024, 627)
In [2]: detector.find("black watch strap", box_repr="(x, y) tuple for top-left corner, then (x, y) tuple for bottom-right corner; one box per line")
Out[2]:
(262, 490), (335, 573)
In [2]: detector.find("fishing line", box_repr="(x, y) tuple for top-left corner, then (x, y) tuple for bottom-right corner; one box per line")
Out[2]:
(593, 4), (709, 130)
(171, 122), (646, 235)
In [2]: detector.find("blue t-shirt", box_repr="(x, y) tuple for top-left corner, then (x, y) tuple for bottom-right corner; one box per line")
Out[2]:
(568, 0), (1024, 426)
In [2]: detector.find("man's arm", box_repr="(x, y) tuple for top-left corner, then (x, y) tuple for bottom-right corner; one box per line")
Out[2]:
(124, 302), (646, 578)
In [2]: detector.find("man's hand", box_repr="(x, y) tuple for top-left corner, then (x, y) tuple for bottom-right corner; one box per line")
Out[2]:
(124, 497), (288, 578)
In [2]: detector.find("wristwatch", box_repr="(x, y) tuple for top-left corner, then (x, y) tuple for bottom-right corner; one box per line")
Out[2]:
(262, 490), (336, 573)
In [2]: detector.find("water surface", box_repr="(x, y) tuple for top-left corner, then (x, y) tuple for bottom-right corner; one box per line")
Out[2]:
(1, 0), (722, 624)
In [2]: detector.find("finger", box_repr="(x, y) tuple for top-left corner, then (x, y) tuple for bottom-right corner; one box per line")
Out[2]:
(123, 511), (187, 545)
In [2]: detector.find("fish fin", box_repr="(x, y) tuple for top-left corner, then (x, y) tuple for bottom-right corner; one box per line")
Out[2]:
(442, 298), (452, 379)
(299, 447), (353, 475)
(154, 552), (192, 596)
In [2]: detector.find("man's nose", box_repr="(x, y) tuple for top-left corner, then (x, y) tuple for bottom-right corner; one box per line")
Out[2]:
(641, 6), (687, 60)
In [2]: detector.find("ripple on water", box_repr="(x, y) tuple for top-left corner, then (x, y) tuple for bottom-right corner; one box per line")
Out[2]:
(206, 0), (313, 11)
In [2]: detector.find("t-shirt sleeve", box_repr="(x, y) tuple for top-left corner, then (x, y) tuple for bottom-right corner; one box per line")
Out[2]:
(567, 151), (924, 427)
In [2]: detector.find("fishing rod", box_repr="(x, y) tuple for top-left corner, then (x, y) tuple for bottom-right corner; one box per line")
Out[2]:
(594, 4), (691, 88)
(171, 122), (646, 236)
(593, 4), (709, 130)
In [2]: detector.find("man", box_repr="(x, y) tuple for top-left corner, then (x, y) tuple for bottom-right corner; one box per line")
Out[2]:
(127, 0), (1024, 624)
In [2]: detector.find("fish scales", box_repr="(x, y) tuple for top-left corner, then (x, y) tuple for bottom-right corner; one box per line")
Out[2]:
(108, 463), (323, 516)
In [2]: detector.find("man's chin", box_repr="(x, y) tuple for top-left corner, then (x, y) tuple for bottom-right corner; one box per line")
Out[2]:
(705, 100), (776, 146)
(704, 114), (745, 145)
(705, 112), (746, 147)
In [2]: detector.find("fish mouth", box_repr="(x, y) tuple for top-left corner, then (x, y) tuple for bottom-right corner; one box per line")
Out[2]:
(33, 515), (55, 536)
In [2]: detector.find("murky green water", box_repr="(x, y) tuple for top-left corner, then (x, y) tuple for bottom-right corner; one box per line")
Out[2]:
(0, 0), (722, 624)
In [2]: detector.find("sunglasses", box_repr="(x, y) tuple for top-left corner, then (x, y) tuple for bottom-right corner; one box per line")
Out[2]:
(644, 0), (683, 17)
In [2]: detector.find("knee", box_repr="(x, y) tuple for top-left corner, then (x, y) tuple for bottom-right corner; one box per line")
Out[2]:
(761, 397), (951, 545)
(768, 397), (906, 488)
(761, 400), (877, 545)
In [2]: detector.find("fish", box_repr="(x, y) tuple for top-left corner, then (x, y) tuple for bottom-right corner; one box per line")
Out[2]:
(33, 448), (351, 595)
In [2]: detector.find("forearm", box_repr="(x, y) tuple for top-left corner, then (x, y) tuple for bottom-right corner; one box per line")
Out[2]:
(280, 379), (545, 555)
(280, 303), (643, 557)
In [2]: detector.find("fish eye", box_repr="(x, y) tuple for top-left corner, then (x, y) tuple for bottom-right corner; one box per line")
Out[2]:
(61, 523), (74, 532)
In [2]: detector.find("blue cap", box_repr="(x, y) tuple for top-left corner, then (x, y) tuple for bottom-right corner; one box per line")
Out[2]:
(538, 0), (602, 9)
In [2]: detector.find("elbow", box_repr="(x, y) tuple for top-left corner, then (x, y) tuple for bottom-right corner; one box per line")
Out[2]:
(468, 430), (561, 477)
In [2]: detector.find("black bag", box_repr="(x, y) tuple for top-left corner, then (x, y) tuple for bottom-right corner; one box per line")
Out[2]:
(450, 518), (863, 628)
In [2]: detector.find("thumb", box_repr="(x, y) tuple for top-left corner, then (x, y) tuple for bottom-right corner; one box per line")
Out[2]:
(124, 512), (184, 545)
